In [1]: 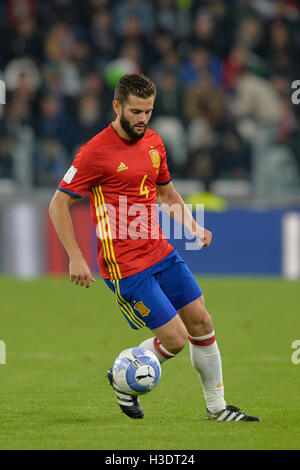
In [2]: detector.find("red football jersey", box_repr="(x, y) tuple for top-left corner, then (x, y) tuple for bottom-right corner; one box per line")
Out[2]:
(58, 124), (174, 279)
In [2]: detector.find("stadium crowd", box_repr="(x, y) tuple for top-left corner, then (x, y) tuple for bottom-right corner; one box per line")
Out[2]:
(1, 0), (300, 191)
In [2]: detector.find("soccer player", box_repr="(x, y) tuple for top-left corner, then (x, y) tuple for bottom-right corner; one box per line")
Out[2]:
(49, 74), (260, 422)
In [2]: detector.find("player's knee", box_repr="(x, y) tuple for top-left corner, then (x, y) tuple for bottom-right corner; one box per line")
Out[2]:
(154, 314), (187, 355)
(157, 328), (186, 355)
(167, 341), (186, 355)
(164, 331), (187, 355)
(189, 305), (213, 336)
(173, 335), (187, 354)
(199, 309), (213, 330)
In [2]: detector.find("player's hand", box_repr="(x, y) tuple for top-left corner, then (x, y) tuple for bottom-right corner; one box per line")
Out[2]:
(202, 228), (212, 247)
(69, 255), (96, 288)
(192, 227), (212, 248)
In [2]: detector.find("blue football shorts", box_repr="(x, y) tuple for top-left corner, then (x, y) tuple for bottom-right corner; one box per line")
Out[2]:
(103, 249), (202, 330)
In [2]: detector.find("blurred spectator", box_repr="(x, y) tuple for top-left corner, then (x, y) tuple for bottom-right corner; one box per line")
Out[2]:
(115, 15), (150, 59)
(152, 71), (183, 118)
(184, 72), (226, 129)
(235, 15), (265, 56)
(34, 137), (68, 187)
(72, 40), (93, 76)
(232, 68), (282, 125)
(156, 0), (178, 35)
(151, 69), (186, 172)
(114, 0), (155, 36)
(0, 136), (14, 179)
(155, 0), (192, 39)
(104, 56), (140, 90)
(75, 94), (107, 147)
(223, 43), (251, 91)
(117, 14), (143, 41)
(5, 0), (37, 28)
(217, 126), (251, 180)
(266, 20), (297, 77)
(0, 0), (299, 196)
(4, 58), (40, 93)
(268, 20), (291, 57)
(192, 9), (219, 53)
(103, 37), (142, 90)
(89, 0), (111, 11)
(151, 30), (175, 63)
(180, 47), (222, 86)
(40, 62), (65, 96)
(3, 16), (43, 64)
(185, 147), (221, 184)
(35, 94), (74, 151)
(272, 0), (300, 22)
(82, 71), (105, 96)
(12, 71), (37, 103)
(40, 0), (83, 26)
(119, 40), (144, 72)
(149, 49), (181, 83)
(90, 9), (116, 67)
(4, 95), (33, 136)
(186, 117), (217, 155)
(43, 23), (82, 96)
(44, 22), (77, 63)
(151, 116), (187, 174)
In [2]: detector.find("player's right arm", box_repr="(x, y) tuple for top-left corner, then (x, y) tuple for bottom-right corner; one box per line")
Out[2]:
(49, 190), (96, 288)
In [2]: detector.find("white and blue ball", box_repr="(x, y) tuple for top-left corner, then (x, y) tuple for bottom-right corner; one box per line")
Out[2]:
(112, 347), (161, 396)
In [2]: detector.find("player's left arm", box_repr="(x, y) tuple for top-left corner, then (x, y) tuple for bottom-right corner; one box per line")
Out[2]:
(156, 181), (212, 247)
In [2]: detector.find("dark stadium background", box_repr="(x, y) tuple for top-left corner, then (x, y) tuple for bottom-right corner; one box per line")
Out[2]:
(0, 0), (300, 452)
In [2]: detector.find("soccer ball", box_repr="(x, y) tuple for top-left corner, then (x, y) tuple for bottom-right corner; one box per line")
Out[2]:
(112, 347), (161, 396)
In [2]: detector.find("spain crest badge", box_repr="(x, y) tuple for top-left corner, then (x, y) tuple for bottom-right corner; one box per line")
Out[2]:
(149, 149), (160, 168)
(134, 301), (150, 317)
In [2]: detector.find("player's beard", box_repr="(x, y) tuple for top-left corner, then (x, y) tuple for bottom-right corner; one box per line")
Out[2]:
(120, 110), (147, 141)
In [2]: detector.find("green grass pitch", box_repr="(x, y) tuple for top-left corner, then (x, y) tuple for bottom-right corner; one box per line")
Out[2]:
(0, 275), (299, 450)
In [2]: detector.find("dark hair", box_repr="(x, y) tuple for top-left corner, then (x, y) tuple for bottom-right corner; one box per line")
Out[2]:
(114, 74), (156, 104)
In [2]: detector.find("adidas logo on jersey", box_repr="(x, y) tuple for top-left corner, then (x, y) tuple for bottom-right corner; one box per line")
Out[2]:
(117, 162), (128, 172)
